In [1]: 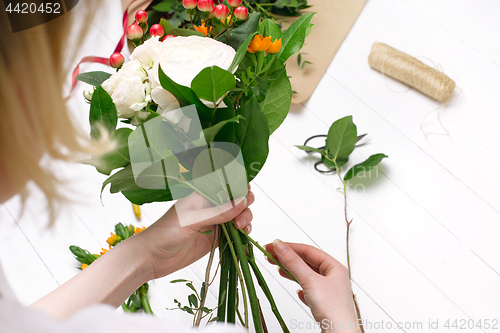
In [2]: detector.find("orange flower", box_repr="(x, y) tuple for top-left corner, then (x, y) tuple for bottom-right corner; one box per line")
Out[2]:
(81, 263), (89, 270)
(247, 34), (271, 53)
(106, 232), (120, 246)
(135, 226), (146, 234)
(266, 38), (282, 54)
(194, 21), (212, 37)
(99, 246), (110, 256)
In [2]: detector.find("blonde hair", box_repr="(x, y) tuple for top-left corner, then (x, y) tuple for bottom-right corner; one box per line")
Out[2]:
(0, 3), (105, 220)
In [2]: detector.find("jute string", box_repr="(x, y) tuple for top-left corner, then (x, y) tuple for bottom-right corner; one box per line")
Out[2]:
(368, 42), (458, 137)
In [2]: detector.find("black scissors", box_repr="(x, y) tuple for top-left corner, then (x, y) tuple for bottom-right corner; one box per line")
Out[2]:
(303, 133), (368, 174)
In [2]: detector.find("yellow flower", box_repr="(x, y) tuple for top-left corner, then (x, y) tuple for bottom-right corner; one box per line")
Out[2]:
(247, 34), (271, 53)
(106, 232), (120, 246)
(134, 226), (146, 234)
(266, 38), (282, 54)
(194, 21), (212, 37)
(132, 204), (141, 220)
(81, 263), (88, 270)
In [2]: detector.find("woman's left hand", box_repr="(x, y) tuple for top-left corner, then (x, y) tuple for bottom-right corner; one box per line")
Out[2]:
(136, 188), (255, 280)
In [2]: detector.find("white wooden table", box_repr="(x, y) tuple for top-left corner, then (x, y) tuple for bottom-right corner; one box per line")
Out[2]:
(1, 0), (499, 332)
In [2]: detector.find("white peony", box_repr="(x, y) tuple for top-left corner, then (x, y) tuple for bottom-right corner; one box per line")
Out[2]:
(102, 59), (151, 120)
(148, 36), (236, 115)
(129, 36), (162, 69)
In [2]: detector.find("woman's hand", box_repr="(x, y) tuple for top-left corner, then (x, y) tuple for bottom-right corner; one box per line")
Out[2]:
(265, 241), (360, 333)
(137, 189), (255, 280)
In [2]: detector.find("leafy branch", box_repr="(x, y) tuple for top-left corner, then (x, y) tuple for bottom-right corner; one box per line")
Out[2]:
(296, 115), (388, 333)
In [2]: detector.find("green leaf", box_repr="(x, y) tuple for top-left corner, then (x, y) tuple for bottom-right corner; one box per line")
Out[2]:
(152, 1), (174, 12)
(69, 245), (97, 265)
(217, 13), (261, 50)
(234, 97), (270, 181)
(89, 86), (117, 139)
(344, 154), (388, 181)
(170, 279), (190, 283)
(183, 306), (194, 315)
(186, 282), (196, 293)
(129, 294), (143, 309)
(227, 32), (259, 73)
(259, 19), (282, 40)
(91, 128), (132, 175)
(295, 145), (324, 155)
(279, 12), (315, 63)
(188, 294), (198, 308)
(158, 65), (213, 122)
(258, 69), (292, 134)
(191, 66), (236, 104)
(159, 18), (204, 37)
(75, 71), (112, 86)
(101, 166), (192, 205)
(326, 116), (357, 163)
(194, 115), (243, 145)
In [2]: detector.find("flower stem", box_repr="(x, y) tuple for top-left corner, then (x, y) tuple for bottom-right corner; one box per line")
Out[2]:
(247, 246), (290, 333)
(227, 254), (238, 323)
(228, 223), (264, 333)
(333, 161), (364, 333)
(194, 226), (219, 326)
(217, 233), (230, 322)
(242, 230), (298, 284)
(139, 284), (153, 315)
(221, 223), (249, 326)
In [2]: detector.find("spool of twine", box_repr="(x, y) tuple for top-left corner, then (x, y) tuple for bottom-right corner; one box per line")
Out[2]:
(368, 42), (455, 101)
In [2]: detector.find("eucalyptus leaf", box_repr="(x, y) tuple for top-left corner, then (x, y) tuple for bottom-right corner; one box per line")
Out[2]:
(326, 115), (357, 163)
(344, 154), (388, 181)
(258, 69), (292, 134)
(191, 66), (236, 104)
(89, 86), (117, 140)
(188, 294), (198, 308)
(75, 71), (112, 86)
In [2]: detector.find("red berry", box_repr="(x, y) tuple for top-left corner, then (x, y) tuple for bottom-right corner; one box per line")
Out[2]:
(150, 24), (165, 38)
(162, 35), (175, 42)
(233, 6), (248, 20)
(109, 52), (125, 69)
(228, 0), (242, 7)
(126, 23), (143, 40)
(182, 0), (197, 9)
(135, 10), (148, 23)
(212, 4), (229, 20)
(197, 0), (214, 12)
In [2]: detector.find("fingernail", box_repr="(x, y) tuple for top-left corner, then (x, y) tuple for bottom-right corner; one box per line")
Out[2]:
(273, 239), (288, 254)
(236, 218), (246, 229)
(233, 197), (247, 209)
(296, 289), (302, 295)
(244, 224), (252, 233)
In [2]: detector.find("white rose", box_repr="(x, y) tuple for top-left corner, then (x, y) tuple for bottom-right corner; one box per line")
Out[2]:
(102, 59), (151, 119)
(149, 36), (236, 115)
(130, 36), (162, 69)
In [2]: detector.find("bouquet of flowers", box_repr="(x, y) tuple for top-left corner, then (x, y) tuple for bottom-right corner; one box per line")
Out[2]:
(76, 2), (314, 331)
(70, 223), (152, 314)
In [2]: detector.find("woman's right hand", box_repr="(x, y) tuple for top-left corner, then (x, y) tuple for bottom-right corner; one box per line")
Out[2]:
(264, 241), (360, 333)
